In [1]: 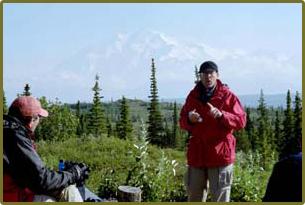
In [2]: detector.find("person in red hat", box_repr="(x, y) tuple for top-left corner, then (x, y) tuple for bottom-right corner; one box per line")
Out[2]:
(180, 61), (246, 202)
(3, 96), (88, 202)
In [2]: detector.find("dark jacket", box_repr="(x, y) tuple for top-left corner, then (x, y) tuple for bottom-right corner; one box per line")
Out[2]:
(179, 80), (246, 168)
(3, 115), (76, 201)
(263, 152), (302, 202)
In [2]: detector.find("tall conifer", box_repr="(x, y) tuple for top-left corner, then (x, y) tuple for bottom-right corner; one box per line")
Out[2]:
(171, 101), (178, 148)
(294, 91), (302, 139)
(3, 90), (8, 114)
(194, 65), (200, 84)
(106, 117), (113, 138)
(87, 74), (106, 136)
(274, 110), (282, 153)
(23, 83), (31, 96)
(117, 96), (133, 140)
(280, 90), (295, 158)
(147, 58), (165, 146)
(257, 89), (273, 168)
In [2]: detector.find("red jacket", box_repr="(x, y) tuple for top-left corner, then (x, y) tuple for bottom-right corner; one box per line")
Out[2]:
(179, 80), (246, 168)
(3, 174), (35, 202)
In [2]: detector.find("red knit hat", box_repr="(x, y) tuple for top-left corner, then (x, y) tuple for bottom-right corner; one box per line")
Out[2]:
(10, 96), (48, 117)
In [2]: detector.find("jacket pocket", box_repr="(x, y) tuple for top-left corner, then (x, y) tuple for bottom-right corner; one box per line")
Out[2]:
(214, 138), (232, 161)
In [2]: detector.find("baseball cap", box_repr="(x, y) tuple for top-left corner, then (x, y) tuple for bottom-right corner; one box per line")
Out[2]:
(10, 96), (48, 117)
(199, 61), (218, 73)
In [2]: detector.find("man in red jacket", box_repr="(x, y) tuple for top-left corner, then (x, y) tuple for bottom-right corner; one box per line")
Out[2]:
(180, 61), (246, 202)
(3, 96), (88, 202)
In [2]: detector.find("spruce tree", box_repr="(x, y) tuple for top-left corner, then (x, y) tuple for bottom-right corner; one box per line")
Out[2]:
(76, 100), (81, 118)
(80, 114), (88, 135)
(23, 83), (31, 96)
(117, 96), (133, 140)
(106, 117), (113, 138)
(294, 91), (302, 139)
(245, 107), (256, 150)
(3, 90), (8, 114)
(147, 58), (165, 146)
(171, 101), (178, 148)
(87, 74), (106, 136)
(274, 110), (282, 153)
(257, 89), (273, 168)
(163, 118), (172, 147)
(235, 107), (252, 152)
(235, 128), (251, 153)
(194, 65), (200, 84)
(280, 90), (295, 158)
(75, 100), (83, 136)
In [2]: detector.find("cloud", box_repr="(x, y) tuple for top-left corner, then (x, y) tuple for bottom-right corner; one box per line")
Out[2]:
(5, 29), (301, 103)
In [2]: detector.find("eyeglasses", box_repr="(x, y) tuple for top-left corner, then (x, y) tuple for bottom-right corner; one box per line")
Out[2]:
(199, 70), (216, 75)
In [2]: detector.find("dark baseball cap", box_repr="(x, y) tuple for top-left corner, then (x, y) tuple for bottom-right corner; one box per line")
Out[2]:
(199, 61), (218, 73)
(10, 96), (48, 117)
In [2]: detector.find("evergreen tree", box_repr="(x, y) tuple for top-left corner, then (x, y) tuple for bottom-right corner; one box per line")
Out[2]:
(75, 100), (84, 136)
(294, 91), (302, 139)
(163, 118), (172, 147)
(117, 96), (133, 140)
(23, 83), (31, 96)
(78, 114), (88, 136)
(194, 65), (200, 84)
(235, 128), (251, 153)
(87, 74), (106, 136)
(76, 100), (81, 118)
(280, 90), (295, 158)
(235, 107), (251, 153)
(3, 90), (8, 114)
(235, 107), (252, 152)
(244, 107), (256, 150)
(147, 58), (165, 146)
(106, 117), (113, 138)
(257, 89), (273, 168)
(171, 101), (178, 148)
(274, 110), (282, 153)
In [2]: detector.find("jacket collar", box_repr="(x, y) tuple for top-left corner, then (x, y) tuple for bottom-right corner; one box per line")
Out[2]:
(4, 115), (34, 138)
(192, 79), (228, 99)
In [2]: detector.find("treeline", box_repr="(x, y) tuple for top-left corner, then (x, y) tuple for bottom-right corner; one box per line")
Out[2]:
(3, 59), (302, 162)
(3, 59), (188, 150)
(235, 89), (301, 166)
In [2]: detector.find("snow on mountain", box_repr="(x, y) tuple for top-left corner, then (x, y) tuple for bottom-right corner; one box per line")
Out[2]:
(45, 29), (300, 103)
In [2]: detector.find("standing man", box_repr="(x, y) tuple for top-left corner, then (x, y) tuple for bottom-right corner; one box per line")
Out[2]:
(4, 96), (89, 202)
(179, 61), (246, 202)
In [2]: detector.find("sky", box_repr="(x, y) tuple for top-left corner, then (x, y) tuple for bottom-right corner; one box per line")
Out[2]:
(4, 3), (302, 104)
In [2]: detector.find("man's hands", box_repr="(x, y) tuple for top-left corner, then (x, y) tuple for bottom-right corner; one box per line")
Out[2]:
(188, 103), (222, 123)
(188, 109), (202, 123)
(207, 102), (223, 119)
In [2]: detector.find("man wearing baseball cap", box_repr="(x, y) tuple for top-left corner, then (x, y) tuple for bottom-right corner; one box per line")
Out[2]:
(3, 96), (88, 202)
(179, 61), (246, 202)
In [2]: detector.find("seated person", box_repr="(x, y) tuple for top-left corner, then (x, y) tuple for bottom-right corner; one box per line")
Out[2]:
(4, 96), (89, 202)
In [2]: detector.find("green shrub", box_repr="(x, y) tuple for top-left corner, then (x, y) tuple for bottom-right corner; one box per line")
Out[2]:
(231, 151), (276, 202)
(36, 100), (78, 141)
(37, 135), (275, 202)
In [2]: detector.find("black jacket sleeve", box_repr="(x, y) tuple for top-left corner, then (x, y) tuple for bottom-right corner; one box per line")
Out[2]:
(4, 124), (76, 198)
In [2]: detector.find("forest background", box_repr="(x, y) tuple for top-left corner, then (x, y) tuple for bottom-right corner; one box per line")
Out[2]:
(3, 60), (302, 201)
